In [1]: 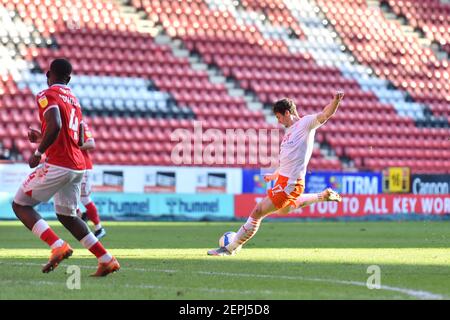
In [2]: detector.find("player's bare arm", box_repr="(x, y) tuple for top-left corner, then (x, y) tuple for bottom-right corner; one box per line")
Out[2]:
(27, 127), (42, 143)
(80, 138), (95, 151)
(28, 108), (62, 168)
(316, 91), (344, 124)
(263, 168), (280, 182)
(78, 121), (84, 147)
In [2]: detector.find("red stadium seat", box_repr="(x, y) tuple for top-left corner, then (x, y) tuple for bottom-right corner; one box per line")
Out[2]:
(0, 0), (447, 172)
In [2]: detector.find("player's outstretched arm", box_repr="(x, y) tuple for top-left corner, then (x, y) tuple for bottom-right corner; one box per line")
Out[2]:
(316, 91), (344, 124)
(28, 108), (62, 168)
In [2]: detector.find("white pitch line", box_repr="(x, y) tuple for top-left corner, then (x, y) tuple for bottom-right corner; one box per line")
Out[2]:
(0, 279), (59, 286)
(197, 271), (444, 300)
(0, 261), (445, 300)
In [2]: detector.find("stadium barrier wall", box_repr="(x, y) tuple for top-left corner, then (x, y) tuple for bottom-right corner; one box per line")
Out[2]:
(411, 174), (450, 195)
(0, 163), (243, 193)
(0, 192), (234, 220)
(242, 170), (383, 194)
(234, 194), (450, 219)
(2, 192), (449, 220)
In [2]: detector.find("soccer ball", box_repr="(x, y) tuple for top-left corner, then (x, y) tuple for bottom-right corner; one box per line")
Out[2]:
(219, 231), (236, 247)
(218, 231), (242, 254)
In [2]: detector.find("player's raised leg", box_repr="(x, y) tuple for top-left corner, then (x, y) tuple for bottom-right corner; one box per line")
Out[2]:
(269, 188), (342, 216)
(293, 188), (342, 208)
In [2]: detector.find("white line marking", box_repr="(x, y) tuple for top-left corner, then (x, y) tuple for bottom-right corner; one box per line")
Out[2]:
(197, 271), (444, 300)
(0, 261), (445, 299)
(1, 279), (58, 286)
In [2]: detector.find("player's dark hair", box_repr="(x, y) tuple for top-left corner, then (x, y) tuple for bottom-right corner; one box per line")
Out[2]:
(272, 98), (297, 115)
(49, 58), (72, 84)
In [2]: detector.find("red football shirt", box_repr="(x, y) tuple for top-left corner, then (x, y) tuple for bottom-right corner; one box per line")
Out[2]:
(81, 121), (94, 170)
(36, 84), (85, 170)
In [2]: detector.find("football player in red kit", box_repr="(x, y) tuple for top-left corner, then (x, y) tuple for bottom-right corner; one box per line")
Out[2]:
(12, 59), (119, 276)
(78, 121), (106, 239)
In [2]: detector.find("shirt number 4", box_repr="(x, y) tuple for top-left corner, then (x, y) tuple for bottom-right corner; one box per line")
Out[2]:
(69, 108), (80, 141)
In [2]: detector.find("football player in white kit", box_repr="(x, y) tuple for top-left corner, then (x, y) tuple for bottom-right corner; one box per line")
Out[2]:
(208, 91), (344, 256)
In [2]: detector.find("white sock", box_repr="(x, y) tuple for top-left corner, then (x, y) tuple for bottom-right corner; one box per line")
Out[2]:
(226, 216), (261, 252)
(98, 253), (113, 263)
(94, 224), (102, 231)
(80, 232), (98, 249)
(80, 233), (112, 263)
(50, 239), (65, 249)
(31, 219), (49, 238)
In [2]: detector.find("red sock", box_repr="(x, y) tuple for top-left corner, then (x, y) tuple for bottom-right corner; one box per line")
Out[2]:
(80, 233), (112, 263)
(85, 202), (100, 225)
(40, 228), (60, 247)
(32, 219), (63, 248)
(89, 241), (108, 259)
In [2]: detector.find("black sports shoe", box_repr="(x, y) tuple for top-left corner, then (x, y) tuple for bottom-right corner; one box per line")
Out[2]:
(94, 228), (106, 240)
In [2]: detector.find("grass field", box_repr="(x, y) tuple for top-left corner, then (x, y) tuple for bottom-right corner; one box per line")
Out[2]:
(0, 220), (449, 300)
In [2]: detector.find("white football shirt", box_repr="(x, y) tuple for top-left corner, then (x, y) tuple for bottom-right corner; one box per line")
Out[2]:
(278, 114), (324, 183)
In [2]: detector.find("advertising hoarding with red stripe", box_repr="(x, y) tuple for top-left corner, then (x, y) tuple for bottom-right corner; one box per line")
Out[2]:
(234, 194), (450, 218)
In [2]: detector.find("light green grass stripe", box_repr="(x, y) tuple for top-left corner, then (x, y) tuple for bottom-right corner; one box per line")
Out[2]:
(1, 248), (449, 266)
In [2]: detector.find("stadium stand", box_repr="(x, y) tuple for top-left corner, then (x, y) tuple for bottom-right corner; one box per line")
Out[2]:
(0, 0), (275, 167)
(131, 0), (449, 173)
(384, 0), (450, 56)
(0, 0), (449, 173)
(316, 0), (449, 122)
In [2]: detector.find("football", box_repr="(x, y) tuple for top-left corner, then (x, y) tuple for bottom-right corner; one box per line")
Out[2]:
(219, 231), (236, 247)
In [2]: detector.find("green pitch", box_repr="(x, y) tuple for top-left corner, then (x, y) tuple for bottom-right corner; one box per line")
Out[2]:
(0, 220), (449, 300)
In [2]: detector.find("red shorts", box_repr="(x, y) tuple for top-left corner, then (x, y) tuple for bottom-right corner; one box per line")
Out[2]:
(267, 175), (305, 209)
